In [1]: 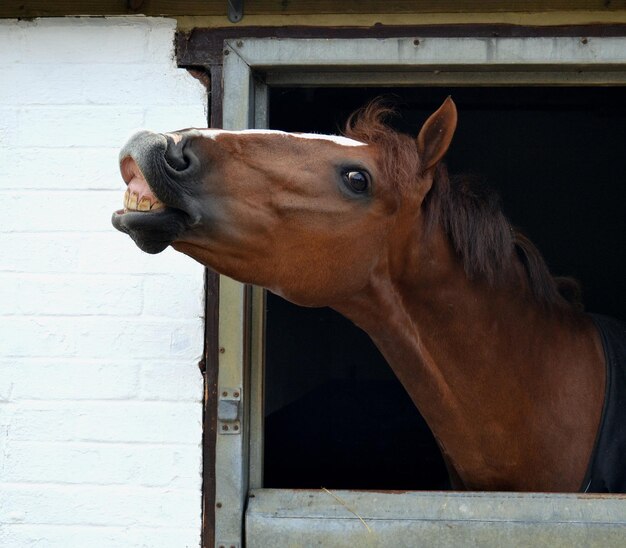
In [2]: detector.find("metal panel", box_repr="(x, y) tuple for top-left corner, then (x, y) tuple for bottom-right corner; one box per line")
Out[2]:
(265, 69), (626, 86)
(249, 85), (269, 490)
(216, 47), (269, 547)
(247, 489), (626, 547)
(218, 36), (626, 547)
(214, 277), (248, 547)
(225, 36), (626, 71)
(214, 46), (252, 548)
(248, 287), (266, 490)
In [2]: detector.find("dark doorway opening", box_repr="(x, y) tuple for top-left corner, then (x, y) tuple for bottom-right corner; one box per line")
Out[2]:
(263, 86), (626, 490)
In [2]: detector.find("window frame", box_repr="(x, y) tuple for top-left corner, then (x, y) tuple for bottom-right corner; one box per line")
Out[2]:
(211, 36), (626, 547)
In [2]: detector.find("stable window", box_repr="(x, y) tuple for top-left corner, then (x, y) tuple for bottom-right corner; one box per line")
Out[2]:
(211, 37), (626, 547)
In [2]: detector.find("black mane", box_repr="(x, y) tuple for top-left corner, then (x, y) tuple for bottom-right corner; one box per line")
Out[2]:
(425, 166), (579, 308)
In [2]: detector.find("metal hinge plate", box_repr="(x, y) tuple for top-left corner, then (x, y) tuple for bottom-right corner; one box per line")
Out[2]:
(218, 387), (241, 435)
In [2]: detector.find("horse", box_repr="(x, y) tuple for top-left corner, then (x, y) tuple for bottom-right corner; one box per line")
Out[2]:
(112, 98), (625, 493)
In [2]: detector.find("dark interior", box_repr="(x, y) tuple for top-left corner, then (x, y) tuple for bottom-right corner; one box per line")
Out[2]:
(263, 86), (626, 490)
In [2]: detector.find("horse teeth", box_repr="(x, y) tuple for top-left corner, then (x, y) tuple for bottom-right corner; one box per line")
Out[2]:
(138, 197), (152, 211)
(123, 189), (165, 212)
(128, 192), (138, 210)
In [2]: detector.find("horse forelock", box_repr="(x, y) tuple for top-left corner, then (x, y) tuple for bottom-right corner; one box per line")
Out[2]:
(344, 101), (578, 310)
(344, 101), (421, 192)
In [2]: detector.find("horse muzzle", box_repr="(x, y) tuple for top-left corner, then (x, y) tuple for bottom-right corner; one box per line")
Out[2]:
(111, 130), (194, 254)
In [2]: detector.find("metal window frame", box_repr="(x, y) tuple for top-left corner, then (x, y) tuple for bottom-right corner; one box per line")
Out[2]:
(214, 36), (626, 547)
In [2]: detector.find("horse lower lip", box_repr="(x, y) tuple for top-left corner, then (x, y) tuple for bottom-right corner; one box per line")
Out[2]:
(111, 206), (189, 254)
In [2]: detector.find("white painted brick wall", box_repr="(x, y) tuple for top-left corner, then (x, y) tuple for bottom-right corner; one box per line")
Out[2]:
(0, 17), (207, 547)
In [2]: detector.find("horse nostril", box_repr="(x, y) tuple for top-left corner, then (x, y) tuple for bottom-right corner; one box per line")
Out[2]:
(164, 135), (191, 171)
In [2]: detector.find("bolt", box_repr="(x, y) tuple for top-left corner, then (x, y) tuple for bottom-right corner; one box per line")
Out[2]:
(233, 425), (239, 431)
(236, 40), (244, 48)
(216, 502), (223, 508)
(581, 37), (589, 45)
(223, 49), (230, 56)
(413, 39), (420, 46)
(219, 347), (226, 354)
(222, 391), (228, 397)
(233, 391), (240, 398)
(222, 424), (229, 431)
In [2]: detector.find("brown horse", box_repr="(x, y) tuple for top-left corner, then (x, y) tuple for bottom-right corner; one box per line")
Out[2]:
(112, 98), (624, 493)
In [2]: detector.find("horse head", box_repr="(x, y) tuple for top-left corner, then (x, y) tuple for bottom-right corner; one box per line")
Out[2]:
(112, 98), (457, 306)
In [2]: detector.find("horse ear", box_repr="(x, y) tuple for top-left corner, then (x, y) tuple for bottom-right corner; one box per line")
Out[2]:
(416, 97), (457, 174)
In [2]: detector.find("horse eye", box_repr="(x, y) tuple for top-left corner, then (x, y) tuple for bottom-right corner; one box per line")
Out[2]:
(343, 170), (370, 193)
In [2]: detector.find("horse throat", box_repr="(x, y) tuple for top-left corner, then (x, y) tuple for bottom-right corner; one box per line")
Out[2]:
(333, 229), (603, 492)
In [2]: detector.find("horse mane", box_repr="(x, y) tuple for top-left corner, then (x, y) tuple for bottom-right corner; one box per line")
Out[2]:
(344, 101), (581, 309)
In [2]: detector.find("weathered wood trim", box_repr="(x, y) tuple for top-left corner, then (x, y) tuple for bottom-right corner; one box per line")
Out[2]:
(2, 1), (626, 18)
(202, 269), (219, 548)
(201, 64), (222, 548)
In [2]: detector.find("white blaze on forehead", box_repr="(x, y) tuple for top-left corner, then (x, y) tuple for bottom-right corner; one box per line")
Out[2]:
(195, 128), (366, 147)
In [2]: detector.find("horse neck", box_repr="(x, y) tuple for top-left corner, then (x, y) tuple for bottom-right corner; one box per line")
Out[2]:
(334, 224), (603, 491)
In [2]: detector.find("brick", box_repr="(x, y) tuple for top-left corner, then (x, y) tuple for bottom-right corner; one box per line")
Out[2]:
(139, 359), (204, 402)
(14, 18), (151, 64)
(0, 234), (79, 273)
(15, 106), (145, 148)
(0, 316), (202, 359)
(0, 484), (201, 527)
(0, 232), (203, 275)
(0, 273), (143, 316)
(0, 358), (140, 400)
(0, 147), (122, 190)
(143, 105), (209, 133)
(76, 234), (204, 275)
(1, 63), (84, 105)
(0, 190), (124, 232)
(145, 18), (179, 61)
(0, 107), (18, 145)
(142, 274), (205, 318)
(0, 524), (200, 548)
(84, 240), (203, 275)
(2, 63), (205, 107)
(8, 401), (202, 443)
(3, 440), (201, 488)
(75, 317), (204, 360)
(0, 21), (24, 63)
(0, 318), (77, 358)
